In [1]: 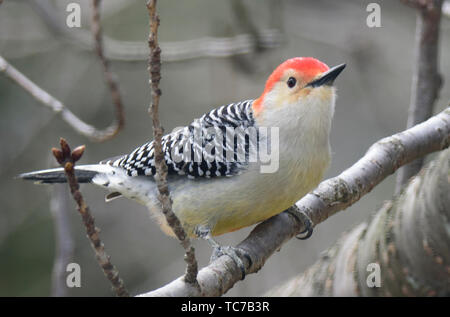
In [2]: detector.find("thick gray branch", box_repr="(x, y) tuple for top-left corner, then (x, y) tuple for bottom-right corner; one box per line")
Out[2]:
(138, 107), (450, 297)
(267, 148), (450, 296)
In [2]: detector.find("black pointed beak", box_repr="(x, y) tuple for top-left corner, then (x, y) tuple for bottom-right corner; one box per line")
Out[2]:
(307, 63), (346, 88)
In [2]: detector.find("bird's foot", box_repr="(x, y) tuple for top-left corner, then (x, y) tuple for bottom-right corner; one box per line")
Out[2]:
(210, 245), (250, 280)
(195, 225), (250, 280)
(286, 206), (314, 240)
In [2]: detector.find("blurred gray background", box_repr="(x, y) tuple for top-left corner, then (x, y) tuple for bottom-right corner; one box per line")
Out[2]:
(0, 0), (449, 296)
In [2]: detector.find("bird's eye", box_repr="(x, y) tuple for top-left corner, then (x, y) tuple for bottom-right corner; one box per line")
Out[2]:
(287, 77), (296, 88)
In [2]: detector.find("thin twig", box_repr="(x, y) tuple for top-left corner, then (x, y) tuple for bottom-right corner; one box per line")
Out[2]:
(396, 0), (443, 191)
(90, 0), (125, 138)
(0, 55), (119, 142)
(139, 107), (450, 297)
(0, 0), (125, 142)
(52, 138), (129, 297)
(146, 0), (199, 287)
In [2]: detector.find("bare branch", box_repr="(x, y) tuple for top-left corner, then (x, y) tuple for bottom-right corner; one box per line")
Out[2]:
(90, 0), (125, 139)
(52, 138), (129, 297)
(27, 0), (282, 62)
(146, 0), (199, 287)
(396, 0), (443, 190)
(50, 184), (74, 297)
(0, 55), (119, 142)
(138, 107), (450, 297)
(267, 148), (450, 296)
(230, 0), (265, 53)
(0, 2), (124, 142)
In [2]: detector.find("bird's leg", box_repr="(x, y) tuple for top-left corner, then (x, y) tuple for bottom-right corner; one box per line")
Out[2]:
(195, 226), (250, 280)
(285, 206), (314, 240)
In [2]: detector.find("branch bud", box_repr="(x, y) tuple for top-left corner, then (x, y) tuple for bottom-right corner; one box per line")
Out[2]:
(60, 138), (71, 159)
(52, 148), (64, 165)
(71, 145), (86, 162)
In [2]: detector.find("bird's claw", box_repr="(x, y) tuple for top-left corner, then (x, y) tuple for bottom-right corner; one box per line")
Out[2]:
(196, 225), (251, 280)
(286, 207), (314, 240)
(296, 224), (313, 240)
(210, 245), (250, 280)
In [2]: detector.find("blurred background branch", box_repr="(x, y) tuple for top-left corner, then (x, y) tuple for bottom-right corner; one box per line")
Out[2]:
(0, 55), (116, 141)
(0, 55), (124, 142)
(49, 183), (73, 297)
(0, 1), (125, 142)
(89, 0), (125, 141)
(26, 0), (283, 62)
(396, 0), (444, 191)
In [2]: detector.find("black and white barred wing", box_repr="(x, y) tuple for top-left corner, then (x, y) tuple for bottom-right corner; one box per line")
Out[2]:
(102, 100), (258, 179)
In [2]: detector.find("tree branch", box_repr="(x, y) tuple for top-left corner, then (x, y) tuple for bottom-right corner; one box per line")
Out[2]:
(90, 0), (125, 140)
(0, 2), (125, 142)
(52, 138), (129, 296)
(49, 184), (74, 297)
(396, 0), (443, 190)
(138, 107), (450, 297)
(267, 148), (450, 296)
(146, 0), (199, 287)
(0, 55), (121, 142)
(26, 0), (282, 62)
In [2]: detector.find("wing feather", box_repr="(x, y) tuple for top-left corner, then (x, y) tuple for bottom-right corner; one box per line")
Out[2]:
(103, 100), (257, 179)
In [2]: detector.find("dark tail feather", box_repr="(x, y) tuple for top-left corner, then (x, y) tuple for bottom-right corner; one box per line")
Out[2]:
(18, 167), (98, 184)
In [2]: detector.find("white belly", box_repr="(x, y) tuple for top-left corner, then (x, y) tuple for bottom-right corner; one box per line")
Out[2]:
(130, 146), (330, 237)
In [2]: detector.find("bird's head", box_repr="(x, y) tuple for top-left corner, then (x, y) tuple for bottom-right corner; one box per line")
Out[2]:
(252, 57), (345, 119)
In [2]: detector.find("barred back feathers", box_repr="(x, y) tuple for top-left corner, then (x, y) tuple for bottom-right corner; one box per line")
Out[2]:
(102, 100), (257, 179)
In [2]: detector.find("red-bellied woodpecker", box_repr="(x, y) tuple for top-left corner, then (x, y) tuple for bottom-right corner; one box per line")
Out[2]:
(20, 57), (345, 276)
